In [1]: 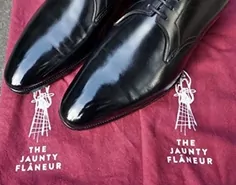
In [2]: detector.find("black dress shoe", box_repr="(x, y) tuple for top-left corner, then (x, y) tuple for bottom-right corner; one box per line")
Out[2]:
(60, 0), (229, 130)
(4, 0), (131, 94)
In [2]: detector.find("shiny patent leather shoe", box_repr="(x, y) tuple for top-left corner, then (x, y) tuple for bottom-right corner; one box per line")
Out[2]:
(60, 0), (229, 130)
(4, 0), (131, 94)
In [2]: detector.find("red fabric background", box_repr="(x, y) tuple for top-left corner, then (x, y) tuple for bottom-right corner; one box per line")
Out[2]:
(0, 0), (236, 184)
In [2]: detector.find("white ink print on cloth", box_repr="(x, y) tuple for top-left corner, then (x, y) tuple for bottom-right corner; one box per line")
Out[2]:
(28, 86), (54, 142)
(174, 71), (197, 135)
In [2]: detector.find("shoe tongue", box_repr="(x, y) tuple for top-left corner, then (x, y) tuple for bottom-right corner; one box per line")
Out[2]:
(95, 0), (109, 10)
(151, 0), (163, 8)
(114, 0), (154, 25)
(124, 0), (165, 13)
(123, 0), (149, 13)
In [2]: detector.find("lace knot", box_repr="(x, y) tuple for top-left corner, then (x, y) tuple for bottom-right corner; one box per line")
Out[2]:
(147, 0), (180, 20)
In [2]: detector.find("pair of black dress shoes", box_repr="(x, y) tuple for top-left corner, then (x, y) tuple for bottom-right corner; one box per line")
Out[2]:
(4, 0), (229, 130)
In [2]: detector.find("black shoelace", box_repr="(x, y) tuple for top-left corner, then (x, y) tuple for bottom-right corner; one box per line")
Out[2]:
(148, 0), (180, 20)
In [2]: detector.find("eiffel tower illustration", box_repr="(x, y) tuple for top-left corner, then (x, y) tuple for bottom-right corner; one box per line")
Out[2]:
(174, 71), (197, 135)
(28, 86), (54, 143)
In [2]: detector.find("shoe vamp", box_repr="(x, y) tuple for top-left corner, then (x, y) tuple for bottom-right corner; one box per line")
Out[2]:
(6, 0), (96, 86)
(64, 15), (180, 120)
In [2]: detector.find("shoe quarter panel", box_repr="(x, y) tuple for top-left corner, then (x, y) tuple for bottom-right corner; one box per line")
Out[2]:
(176, 0), (227, 44)
(155, 0), (227, 62)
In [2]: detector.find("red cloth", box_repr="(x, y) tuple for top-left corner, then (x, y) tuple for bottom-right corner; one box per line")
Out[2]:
(0, 0), (236, 184)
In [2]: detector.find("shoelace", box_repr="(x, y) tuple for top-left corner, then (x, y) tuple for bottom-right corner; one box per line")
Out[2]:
(148, 0), (180, 20)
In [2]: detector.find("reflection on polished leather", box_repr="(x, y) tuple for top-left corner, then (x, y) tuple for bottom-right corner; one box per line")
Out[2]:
(4, 0), (130, 93)
(60, 0), (229, 130)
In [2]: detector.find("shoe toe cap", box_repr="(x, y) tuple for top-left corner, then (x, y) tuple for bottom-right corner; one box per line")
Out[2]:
(4, 39), (64, 93)
(60, 97), (112, 130)
(5, 56), (45, 93)
(60, 103), (96, 130)
(5, 62), (35, 93)
(59, 83), (126, 130)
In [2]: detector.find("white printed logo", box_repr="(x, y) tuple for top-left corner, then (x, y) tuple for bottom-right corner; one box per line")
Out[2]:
(15, 86), (62, 173)
(28, 86), (54, 143)
(166, 76), (214, 165)
(15, 146), (62, 172)
(174, 71), (197, 135)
